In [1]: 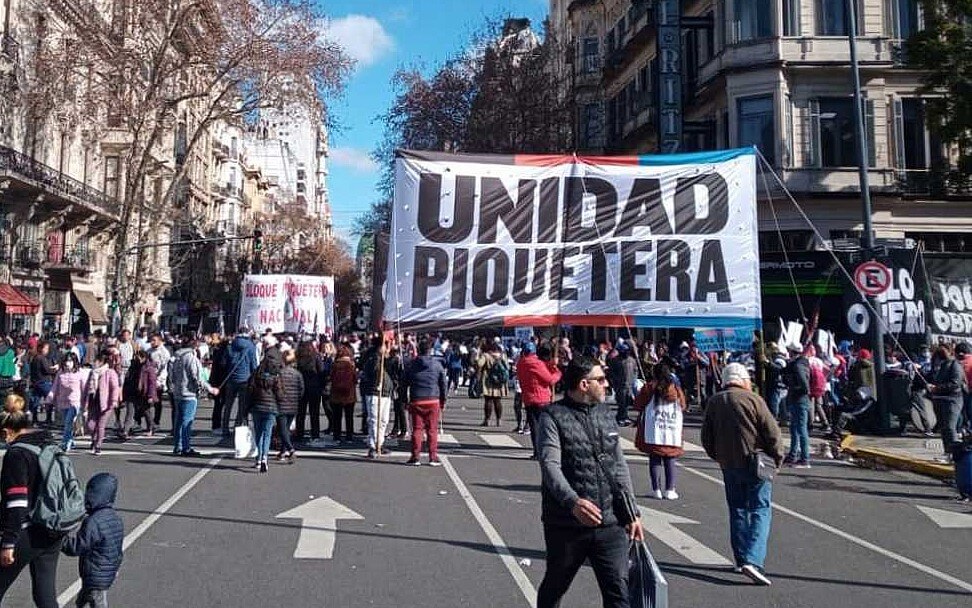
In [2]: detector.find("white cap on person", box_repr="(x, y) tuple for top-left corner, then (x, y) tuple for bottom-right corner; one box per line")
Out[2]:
(722, 362), (750, 387)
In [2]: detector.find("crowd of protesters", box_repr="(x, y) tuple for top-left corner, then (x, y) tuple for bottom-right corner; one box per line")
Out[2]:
(1, 325), (969, 472)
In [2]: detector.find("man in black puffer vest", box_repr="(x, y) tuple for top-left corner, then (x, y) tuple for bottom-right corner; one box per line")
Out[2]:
(536, 356), (643, 608)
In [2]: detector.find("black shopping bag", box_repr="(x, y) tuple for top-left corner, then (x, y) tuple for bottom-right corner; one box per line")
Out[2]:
(629, 540), (668, 608)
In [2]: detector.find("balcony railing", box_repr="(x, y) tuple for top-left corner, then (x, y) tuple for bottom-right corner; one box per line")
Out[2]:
(46, 242), (93, 270)
(17, 244), (43, 268)
(897, 169), (972, 198)
(0, 145), (119, 218)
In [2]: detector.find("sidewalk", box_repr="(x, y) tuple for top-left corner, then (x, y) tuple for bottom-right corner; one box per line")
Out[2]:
(839, 434), (955, 480)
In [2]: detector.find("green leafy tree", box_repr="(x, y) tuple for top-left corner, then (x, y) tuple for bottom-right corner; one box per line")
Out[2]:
(908, 1), (972, 172)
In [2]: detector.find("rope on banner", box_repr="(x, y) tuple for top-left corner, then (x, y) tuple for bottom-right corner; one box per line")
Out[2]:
(759, 157), (807, 323)
(574, 153), (649, 383)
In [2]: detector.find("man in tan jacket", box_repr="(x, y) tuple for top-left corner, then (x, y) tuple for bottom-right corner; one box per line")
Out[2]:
(702, 363), (783, 586)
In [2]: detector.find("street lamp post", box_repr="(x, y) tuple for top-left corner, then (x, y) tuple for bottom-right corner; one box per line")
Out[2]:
(847, 0), (888, 429)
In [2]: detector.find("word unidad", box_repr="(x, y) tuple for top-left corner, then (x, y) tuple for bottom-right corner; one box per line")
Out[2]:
(407, 172), (736, 309)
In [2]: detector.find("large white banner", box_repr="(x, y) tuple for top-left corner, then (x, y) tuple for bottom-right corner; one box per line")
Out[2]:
(239, 274), (335, 335)
(385, 149), (761, 329)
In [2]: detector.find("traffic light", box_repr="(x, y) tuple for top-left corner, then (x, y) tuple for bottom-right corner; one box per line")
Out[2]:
(253, 228), (263, 251)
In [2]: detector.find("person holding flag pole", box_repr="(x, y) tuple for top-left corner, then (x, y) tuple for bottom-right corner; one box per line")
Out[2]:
(361, 335), (394, 459)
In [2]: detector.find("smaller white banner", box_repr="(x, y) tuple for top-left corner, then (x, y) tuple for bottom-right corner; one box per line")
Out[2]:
(239, 274), (335, 335)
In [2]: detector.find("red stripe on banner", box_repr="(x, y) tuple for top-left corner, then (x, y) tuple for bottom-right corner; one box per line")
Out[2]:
(513, 155), (573, 166)
(512, 155), (642, 167)
(573, 155), (641, 166)
(503, 315), (561, 326)
(5, 487), (28, 496)
(503, 315), (633, 327)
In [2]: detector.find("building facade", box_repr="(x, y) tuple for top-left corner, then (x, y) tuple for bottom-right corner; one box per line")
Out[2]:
(0, 0), (119, 334)
(551, 0), (970, 255)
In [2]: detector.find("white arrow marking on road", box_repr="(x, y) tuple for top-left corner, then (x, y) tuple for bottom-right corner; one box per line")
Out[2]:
(639, 506), (732, 566)
(917, 505), (972, 529)
(276, 497), (364, 559)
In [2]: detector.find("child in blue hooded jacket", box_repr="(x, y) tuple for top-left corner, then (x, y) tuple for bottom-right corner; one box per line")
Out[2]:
(62, 472), (124, 608)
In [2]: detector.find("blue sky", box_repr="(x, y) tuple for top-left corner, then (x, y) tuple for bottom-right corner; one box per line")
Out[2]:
(320, 0), (549, 248)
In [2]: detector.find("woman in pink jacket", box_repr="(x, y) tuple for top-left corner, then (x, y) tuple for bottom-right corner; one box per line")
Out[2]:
(49, 353), (85, 451)
(85, 352), (122, 455)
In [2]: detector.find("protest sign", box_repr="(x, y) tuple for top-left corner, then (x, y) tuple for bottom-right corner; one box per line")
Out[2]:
(385, 148), (761, 329)
(239, 274), (335, 335)
(924, 255), (972, 341)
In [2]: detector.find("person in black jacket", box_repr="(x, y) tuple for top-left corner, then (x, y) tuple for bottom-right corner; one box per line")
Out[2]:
(295, 341), (324, 446)
(403, 339), (447, 466)
(0, 394), (62, 608)
(928, 342), (965, 459)
(29, 341), (57, 425)
(61, 472), (123, 608)
(277, 350), (304, 462)
(208, 337), (229, 434)
(783, 345), (812, 468)
(247, 356), (284, 474)
(536, 357), (643, 608)
(360, 337), (394, 459)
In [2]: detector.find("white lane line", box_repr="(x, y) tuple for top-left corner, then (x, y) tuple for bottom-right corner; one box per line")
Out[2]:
(682, 440), (704, 453)
(57, 457), (223, 607)
(479, 433), (522, 448)
(679, 463), (972, 594)
(620, 437), (636, 451)
(440, 455), (537, 608)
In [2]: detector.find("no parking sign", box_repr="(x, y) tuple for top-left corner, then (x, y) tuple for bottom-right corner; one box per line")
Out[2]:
(854, 261), (892, 297)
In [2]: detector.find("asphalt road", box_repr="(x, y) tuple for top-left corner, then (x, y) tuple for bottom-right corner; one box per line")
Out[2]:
(2, 392), (970, 607)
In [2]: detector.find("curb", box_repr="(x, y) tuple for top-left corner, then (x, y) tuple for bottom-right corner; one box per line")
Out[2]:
(839, 435), (955, 480)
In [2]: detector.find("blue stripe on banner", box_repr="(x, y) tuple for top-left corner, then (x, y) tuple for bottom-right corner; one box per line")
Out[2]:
(637, 147), (756, 166)
(631, 316), (762, 330)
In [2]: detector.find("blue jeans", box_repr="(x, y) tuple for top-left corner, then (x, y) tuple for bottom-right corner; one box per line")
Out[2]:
(963, 392), (972, 434)
(173, 398), (198, 453)
(253, 411), (276, 462)
(61, 407), (78, 449)
(30, 381), (52, 422)
(722, 467), (773, 569)
(768, 388), (785, 421)
(787, 396), (810, 461)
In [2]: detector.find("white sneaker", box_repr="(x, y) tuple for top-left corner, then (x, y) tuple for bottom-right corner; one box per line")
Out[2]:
(740, 564), (772, 586)
(653, 489), (663, 500)
(664, 490), (679, 500)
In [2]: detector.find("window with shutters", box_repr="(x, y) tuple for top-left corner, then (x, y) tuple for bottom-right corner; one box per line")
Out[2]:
(104, 155), (120, 199)
(891, 97), (945, 192)
(816, 0), (865, 35)
(581, 103), (602, 148)
(886, 0), (922, 38)
(737, 95), (776, 165)
(582, 37), (600, 73)
(810, 97), (875, 168)
(783, 0), (801, 36)
(733, 0), (773, 41)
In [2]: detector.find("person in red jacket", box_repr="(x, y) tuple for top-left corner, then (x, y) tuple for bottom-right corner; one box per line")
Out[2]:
(516, 342), (561, 459)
